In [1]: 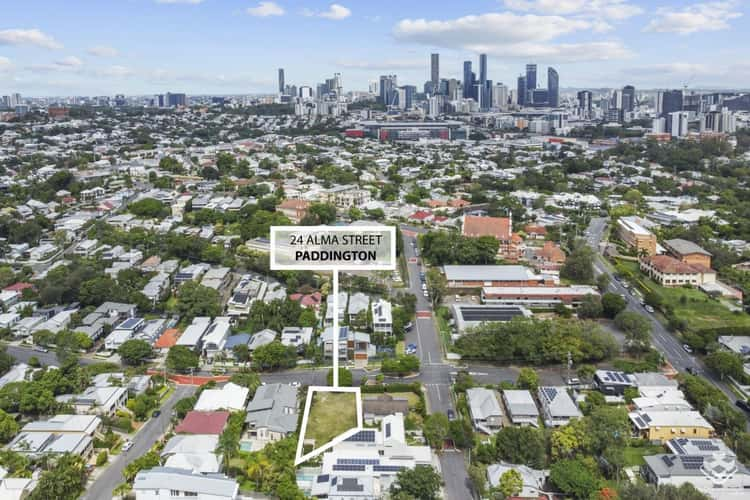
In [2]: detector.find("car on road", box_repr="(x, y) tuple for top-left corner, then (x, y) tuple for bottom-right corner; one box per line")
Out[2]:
(33, 346), (49, 353)
(152, 410), (161, 418)
(421, 283), (427, 290)
(447, 409), (456, 421)
(122, 440), (134, 452)
(423, 290), (429, 297)
(682, 344), (693, 354)
(290, 381), (300, 387)
(567, 378), (581, 386)
(404, 322), (413, 331)
(686, 366), (699, 375)
(645, 305), (655, 313)
(736, 399), (750, 413)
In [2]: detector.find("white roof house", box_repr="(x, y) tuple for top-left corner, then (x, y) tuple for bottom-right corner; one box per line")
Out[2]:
(371, 299), (392, 335)
(502, 390), (540, 427)
(194, 382), (249, 412)
(133, 467), (239, 500)
(347, 292), (370, 320)
(0, 363), (31, 388)
(202, 317), (231, 358)
(466, 388), (503, 434)
(487, 462), (549, 499)
(538, 386), (582, 427)
(22, 414), (101, 435)
(248, 329), (277, 351)
(176, 317), (212, 349)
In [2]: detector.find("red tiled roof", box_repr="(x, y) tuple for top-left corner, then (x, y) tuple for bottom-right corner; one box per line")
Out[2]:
(449, 198), (470, 207)
(536, 241), (566, 263)
(525, 224), (547, 235)
(154, 328), (182, 349)
(426, 199), (447, 208)
(3, 283), (34, 292)
(175, 411), (230, 435)
(645, 255), (710, 275)
(409, 211), (432, 220)
(278, 199), (310, 210)
(462, 215), (511, 240)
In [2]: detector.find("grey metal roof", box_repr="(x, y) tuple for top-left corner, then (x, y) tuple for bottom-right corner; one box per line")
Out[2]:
(665, 239), (712, 256)
(245, 383), (298, 434)
(133, 467), (238, 497)
(444, 265), (536, 282)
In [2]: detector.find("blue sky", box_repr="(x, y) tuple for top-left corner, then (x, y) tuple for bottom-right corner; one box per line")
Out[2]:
(0, 0), (748, 96)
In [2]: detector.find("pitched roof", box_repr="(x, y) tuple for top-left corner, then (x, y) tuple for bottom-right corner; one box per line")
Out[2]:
(175, 411), (230, 435)
(245, 383), (298, 434)
(644, 255), (708, 274)
(154, 328), (182, 349)
(664, 238), (712, 257)
(362, 394), (409, 416)
(133, 467), (238, 497)
(462, 215), (511, 240)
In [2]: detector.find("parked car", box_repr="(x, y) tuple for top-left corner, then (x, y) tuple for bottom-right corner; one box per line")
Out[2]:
(567, 378), (581, 386)
(33, 346), (49, 353)
(686, 366), (699, 375)
(736, 399), (750, 413)
(682, 344), (693, 354)
(152, 410), (161, 418)
(447, 409), (456, 421)
(122, 441), (134, 452)
(645, 305), (655, 313)
(404, 322), (413, 331)
(290, 381), (300, 387)
(423, 290), (429, 297)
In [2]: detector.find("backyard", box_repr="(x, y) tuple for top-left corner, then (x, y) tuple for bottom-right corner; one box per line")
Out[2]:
(305, 391), (357, 450)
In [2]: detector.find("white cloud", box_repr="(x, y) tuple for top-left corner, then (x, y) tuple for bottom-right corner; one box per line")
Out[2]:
(503, 0), (643, 20)
(246, 1), (285, 17)
(0, 56), (12, 72)
(87, 45), (119, 57)
(96, 65), (134, 78)
(0, 28), (62, 49)
(644, 1), (742, 34)
(155, 0), (204, 4)
(56, 56), (83, 67)
(303, 3), (351, 20)
(25, 55), (84, 73)
(319, 4), (351, 20)
(336, 59), (424, 70)
(392, 12), (634, 62)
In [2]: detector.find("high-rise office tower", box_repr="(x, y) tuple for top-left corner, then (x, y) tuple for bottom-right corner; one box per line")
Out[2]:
(658, 89), (683, 117)
(525, 64), (537, 91)
(463, 61), (473, 99)
(622, 85), (635, 112)
(517, 75), (527, 106)
(478, 54), (489, 110)
(670, 111), (689, 138)
(431, 53), (439, 85)
(8, 93), (21, 107)
(547, 67), (559, 107)
(333, 73), (342, 96)
(166, 92), (186, 107)
(479, 54), (487, 86)
(278, 68), (285, 94)
(379, 75), (397, 106)
(577, 90), (592, 118)
(493, 83), (508, 110)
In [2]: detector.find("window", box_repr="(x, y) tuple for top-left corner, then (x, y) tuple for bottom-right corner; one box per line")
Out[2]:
(184, 492), (197, 497)
(170, 490), (181, 496)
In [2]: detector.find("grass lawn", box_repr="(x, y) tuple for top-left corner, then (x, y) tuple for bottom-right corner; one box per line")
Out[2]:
(623, 444), (664, 466)
(305, 392), (357, 449)
(386, 391), (421, 407)
(613, 258), (750, 331)
(434, 307), (452, 352)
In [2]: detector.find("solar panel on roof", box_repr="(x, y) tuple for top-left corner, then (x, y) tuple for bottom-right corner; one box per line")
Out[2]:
(345, 430), (376, 442)
(373, 465), (404, 472)
(661, 455), (674, 467)
(337, 458), (379, 465)
(332, 464), (366, 472)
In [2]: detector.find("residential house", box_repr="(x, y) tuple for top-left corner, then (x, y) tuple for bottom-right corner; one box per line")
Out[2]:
(176, 317), (211, 350)
(363, 394), (409, 423)
(642, 453), (750, 498)
(277, 199), (310, 223)
(324, 292), (348, 327)
(462, 215), (520, 260)
(629, 410), (714, 442)
(248, 329), (277, 352)
(194, 382), (249, 412)
(175, 411), (230, 435)
(538, 386), (582, 427)
(593, 370), (636, 396)
(280, 326), (313, 350)
(347, 292), (370, 324)
(371, 299), (392, 335)
(466, 388), (504, 434)
(245, 383), (298, 443)
(202, 317), (232, 359)
(502, 390), (540, 427)
(66, 386), (128, 416)
(486, 462), (549, 500)
(133, 467), (239, 500)
(161, 435), (221, 474)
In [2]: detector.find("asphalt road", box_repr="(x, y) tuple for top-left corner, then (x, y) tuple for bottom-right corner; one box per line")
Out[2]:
(4, 344), (96, 366)
(83, 384), (196, 500)
(400, 226), (475, 500)
(585, 217), (747, 414)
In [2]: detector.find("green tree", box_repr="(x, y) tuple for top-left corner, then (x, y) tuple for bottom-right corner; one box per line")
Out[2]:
(577, 294), (603, 319)
(175, 281), (221, 321)
(302, 203), (337, 225)
(28, 453), (87, 500)
(233, 344), (250, 363)
(560, 243), (595, 283)
(601, 292), (627, 318)
(596, 273), (610, 293)
(96, 450), (108, 466)
(123, 451), (160, 482)
(496, 469), (523, 499)
(614, 311), (651, 351)
(550, 458), (600, 499)
(493, 426), (546, 468)
(128, 198), (168, 218)
(516, 367), (539, 391)
(422, 413), (450, 449)
(229, 371), (261, 397)
(252, 341), (297, 370)
(0, 409), (19, 443)
(425, 268), (447, 309)
(705, 351), (745, 381)
(117, 339), (153, 366)
(166, 346), (199, 373)
(389, 465), (442, 500)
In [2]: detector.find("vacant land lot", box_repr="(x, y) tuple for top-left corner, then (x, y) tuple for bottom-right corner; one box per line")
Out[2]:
(306, 391), (357, 449)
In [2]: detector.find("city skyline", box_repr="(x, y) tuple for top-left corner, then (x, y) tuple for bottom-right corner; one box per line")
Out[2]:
(0, 0), (749, 95)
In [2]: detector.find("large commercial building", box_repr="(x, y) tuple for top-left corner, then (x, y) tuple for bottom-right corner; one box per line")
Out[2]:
(356, 120), (467, 141)
(451, 304), (532, 333)
(443, 265), (557, 289)
(481, 285), (598, 308)
(616, 217), (657, 256)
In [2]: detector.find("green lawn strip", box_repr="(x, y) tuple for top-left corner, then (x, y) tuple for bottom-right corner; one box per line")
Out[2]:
(159, 385), (175, 403)
(622, 444), (665, 466)
(305, 392), (357, 449)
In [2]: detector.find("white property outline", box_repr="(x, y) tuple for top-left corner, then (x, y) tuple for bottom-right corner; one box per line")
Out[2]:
(294, 385), (363, 465)
(269, 225), (396, 465)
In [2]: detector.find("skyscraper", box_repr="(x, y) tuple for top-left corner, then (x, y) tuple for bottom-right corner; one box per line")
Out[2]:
(431, 53), (439, 85)
(517, 75), (527, 106)
(493, 83), (508, 110)
(479, 54), (489, 110)
(622, 85), (635, 112)
(577, 90), (592, 118)
(525, 64), (537, 91)
(547, 67), (559, 107)
(658, 89), (683, 117)
(463, 61), (473, 99)
(379, 75), (397, 106)
(278, 68), (285, 94)
(479, 54), (487, 86)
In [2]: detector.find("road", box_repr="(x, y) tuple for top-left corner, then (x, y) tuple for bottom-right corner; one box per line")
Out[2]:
(585, 217), (745, 411)
(83, 384), (196, 500)
(4, 344), (97, 366)
(400, 225), (474, 500)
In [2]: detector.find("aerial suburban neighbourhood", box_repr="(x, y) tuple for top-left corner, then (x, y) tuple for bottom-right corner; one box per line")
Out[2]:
(1, 2), (750, 499)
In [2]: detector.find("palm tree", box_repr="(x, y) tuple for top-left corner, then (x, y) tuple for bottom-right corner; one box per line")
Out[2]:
(246, 456), (272, 490)
(216, 431), (239, 471)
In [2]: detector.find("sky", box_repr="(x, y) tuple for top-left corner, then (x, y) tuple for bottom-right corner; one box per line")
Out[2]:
(0, 0), (748, 96)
